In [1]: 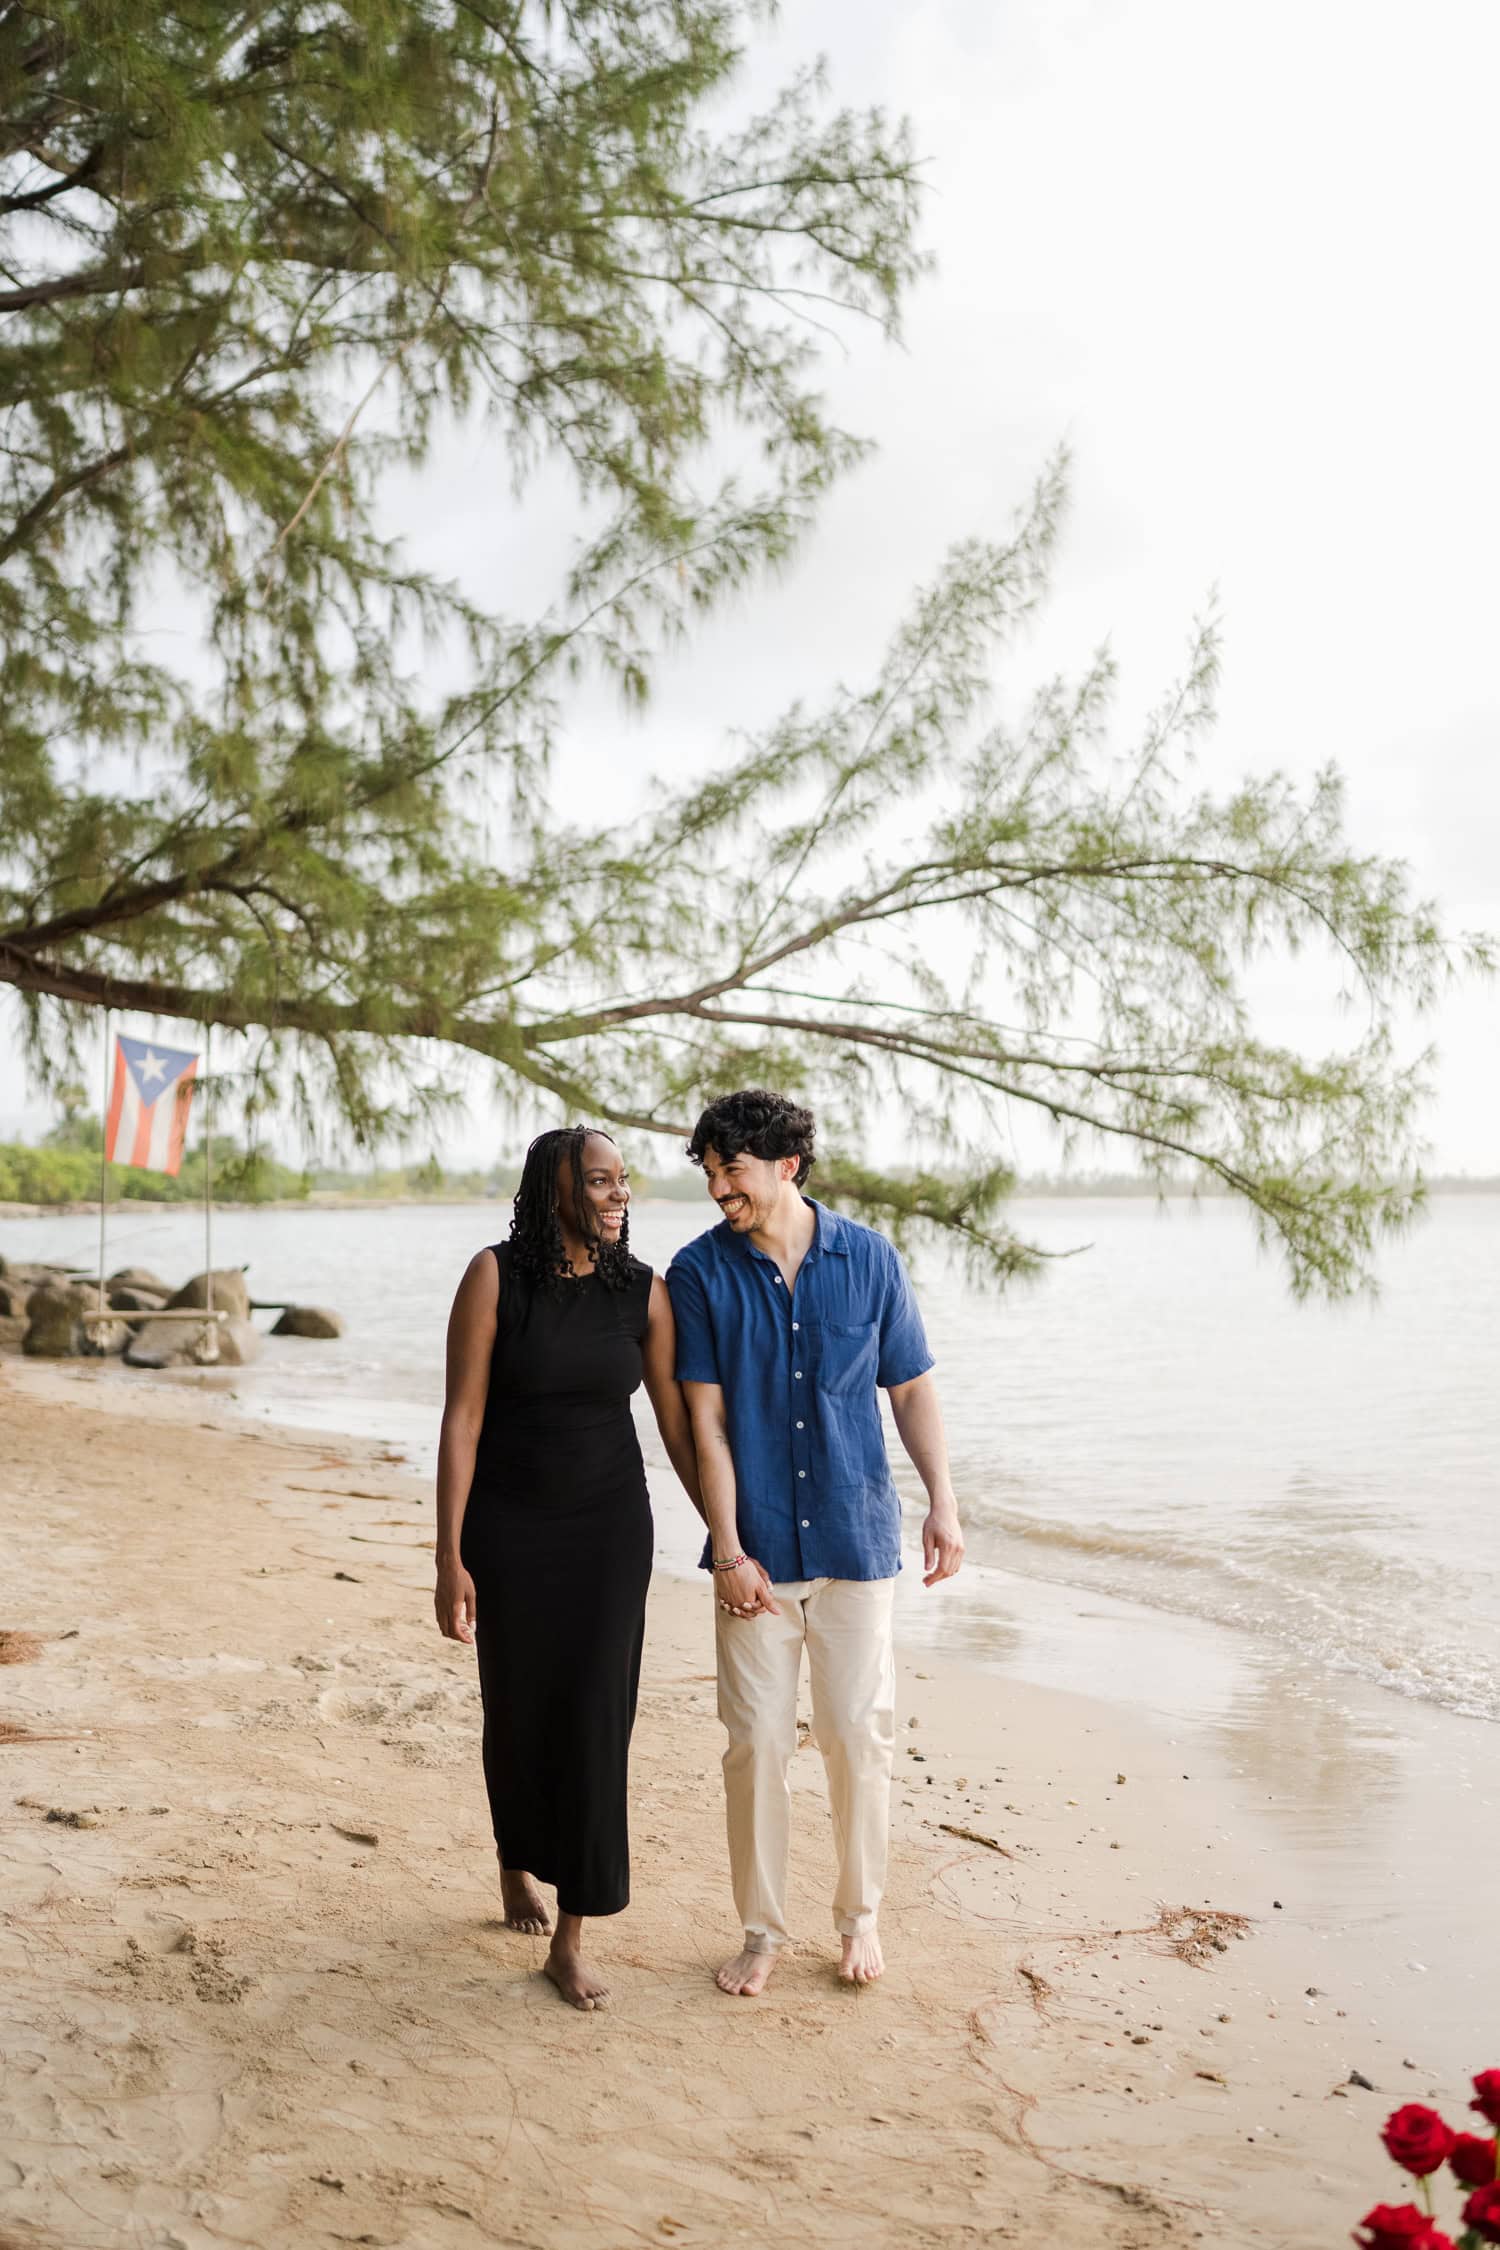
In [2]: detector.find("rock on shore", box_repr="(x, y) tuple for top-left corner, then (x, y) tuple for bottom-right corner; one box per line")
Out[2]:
(0, 1259), (337, 1366)
(108, 1266), (173, 1297)
(21, 1281), (98, 1359)
(270, 1304), (344, 1338)
(167, 1269), (252, 1321)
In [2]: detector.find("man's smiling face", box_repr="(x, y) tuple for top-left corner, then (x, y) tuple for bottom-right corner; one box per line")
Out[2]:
(700, 1146), (798, 1234)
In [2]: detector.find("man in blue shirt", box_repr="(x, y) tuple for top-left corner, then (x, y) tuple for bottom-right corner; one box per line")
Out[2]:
(667, 1088), (964, 1996)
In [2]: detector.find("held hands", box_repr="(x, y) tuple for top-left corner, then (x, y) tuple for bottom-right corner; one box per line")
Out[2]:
(434, 1558), (477, 1643)
(714, 1557), (780, 1621)
(921, 1497), (965, 1587)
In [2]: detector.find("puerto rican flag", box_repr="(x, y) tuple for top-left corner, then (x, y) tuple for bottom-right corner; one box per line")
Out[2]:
(104, 1035), (200, 1175)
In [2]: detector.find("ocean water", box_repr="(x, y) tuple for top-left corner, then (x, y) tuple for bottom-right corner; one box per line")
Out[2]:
(5, 1192), (1497, 1728)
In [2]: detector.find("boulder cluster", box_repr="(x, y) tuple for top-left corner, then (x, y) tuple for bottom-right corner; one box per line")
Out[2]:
(0, 1258), (343, 1367)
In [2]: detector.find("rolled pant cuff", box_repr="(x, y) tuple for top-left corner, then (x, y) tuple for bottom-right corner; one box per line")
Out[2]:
(834, 1912), (878, 1938)
(743, 1929), (787, 1955)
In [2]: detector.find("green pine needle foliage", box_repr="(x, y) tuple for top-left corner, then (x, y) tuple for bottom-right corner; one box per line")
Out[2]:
(1, 5), (1486, 1293)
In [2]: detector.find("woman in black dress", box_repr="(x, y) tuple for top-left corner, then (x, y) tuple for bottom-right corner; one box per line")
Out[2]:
(433, 1126), (700, 2008)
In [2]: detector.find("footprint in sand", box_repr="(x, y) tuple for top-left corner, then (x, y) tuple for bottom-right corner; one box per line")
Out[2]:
(128, 1653), (268, 1679)
(114, 1921), (255, 2004)
(315, 1668), (471, 1730)
(175, 1928), (254, 2005)
(316, 1686), (393, 1726)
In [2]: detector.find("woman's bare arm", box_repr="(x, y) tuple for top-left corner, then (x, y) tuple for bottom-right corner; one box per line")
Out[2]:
(642, 1275), (704, 1521)
(434, 1249), (498, 1642)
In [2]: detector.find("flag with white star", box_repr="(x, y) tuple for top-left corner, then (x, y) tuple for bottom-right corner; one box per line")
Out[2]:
(104, 1034), (200, 1174)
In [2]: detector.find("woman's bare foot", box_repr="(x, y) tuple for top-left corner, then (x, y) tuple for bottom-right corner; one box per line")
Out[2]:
(838, 1929), (884, 1985)
(544, 1941), (609, 2010)
(498, 1856), (551, 1935)
(716, 1944), (777, 1997)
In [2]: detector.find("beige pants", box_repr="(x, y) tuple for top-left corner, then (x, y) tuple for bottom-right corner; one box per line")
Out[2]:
(715, 1575), (896, 1949)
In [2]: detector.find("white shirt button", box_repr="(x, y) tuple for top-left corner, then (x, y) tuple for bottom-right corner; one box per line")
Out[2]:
(795, 1420), (804, 1430)
(773, 1276), (782, 1285)
(792, 1321), (800, 1331)
(794, 1370), (802, 1379)
(798, 1470), (806, 1479)
(801, 1519), (810, 1528)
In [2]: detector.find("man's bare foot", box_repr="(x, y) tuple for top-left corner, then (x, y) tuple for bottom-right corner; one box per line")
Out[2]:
(716, 1945), (777, 1997)
(838, 1930), (884, 1985)
(544, 1943), (609, 2010)
(498, 1860), (551, 1935)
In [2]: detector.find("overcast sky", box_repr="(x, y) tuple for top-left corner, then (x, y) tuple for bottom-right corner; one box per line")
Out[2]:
(4, 0), (1496, 1170)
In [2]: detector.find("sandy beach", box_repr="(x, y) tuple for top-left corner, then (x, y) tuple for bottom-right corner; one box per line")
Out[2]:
(0, 1357), (1483, 2250)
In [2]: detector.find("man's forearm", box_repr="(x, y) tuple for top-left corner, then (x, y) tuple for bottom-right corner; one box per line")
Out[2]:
(696, 1429), (744, 1557)
(891, 1373), (965, 1583)
(889, 1375), (958, 1509)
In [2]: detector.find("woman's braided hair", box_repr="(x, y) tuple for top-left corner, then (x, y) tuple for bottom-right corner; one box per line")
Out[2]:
(507, 1125), (633, 1293)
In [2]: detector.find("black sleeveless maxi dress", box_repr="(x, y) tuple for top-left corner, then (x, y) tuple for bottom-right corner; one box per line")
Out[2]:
(460, 1243), (654, 1918)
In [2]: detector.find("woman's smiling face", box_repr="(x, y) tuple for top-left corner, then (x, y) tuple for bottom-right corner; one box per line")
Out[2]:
(557, 1130), (630, 1246)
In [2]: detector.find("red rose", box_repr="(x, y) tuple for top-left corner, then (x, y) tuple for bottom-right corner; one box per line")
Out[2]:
(1352, 2203), (1453, 2249)
(1451, 2133), (1499, 2187)
(1473, 2073), (1500, 2130)
(1381, 2105), (1457, 2178)
(1463, 2182), (1500, 2244)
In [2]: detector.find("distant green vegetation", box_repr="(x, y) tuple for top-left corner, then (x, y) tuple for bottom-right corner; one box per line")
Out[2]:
(0, 1133), (314, 1206)
(299, 1157), (707, 1202)
(0, 1106), (707, 1206)
(0, 1136), (503, 1206)
(304, 1160), (504, 1201)
(9, 1114), (1489, 1213)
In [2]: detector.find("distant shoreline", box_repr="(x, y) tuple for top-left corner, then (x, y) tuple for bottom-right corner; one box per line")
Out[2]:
(3, 1177), (1498, 1222)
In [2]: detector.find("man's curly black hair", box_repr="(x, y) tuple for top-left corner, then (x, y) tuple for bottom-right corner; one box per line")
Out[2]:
(508, 1124), (633, 1292)
(686, 1088), (816, 1188)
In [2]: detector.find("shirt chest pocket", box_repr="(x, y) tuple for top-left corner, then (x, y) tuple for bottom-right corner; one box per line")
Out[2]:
(818, 1318), (880, 1397)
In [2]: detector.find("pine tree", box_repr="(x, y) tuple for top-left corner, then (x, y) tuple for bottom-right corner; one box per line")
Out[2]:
(0, 4), (1481, 1289)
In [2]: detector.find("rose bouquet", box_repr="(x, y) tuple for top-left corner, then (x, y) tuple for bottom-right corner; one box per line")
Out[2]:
(1352, 2073), (1500, 2248)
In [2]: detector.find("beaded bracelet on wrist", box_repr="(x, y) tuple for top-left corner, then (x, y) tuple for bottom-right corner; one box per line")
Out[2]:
(710, 1553), (750, 1573)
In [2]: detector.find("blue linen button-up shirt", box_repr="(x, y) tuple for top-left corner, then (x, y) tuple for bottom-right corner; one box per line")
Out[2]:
(666, 1199), (934, 1583)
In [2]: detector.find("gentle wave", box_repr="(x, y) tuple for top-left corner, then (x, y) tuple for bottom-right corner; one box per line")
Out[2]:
(956, 1501), (1500, 1725)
